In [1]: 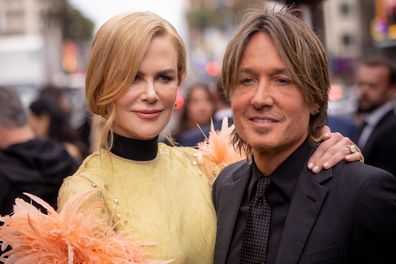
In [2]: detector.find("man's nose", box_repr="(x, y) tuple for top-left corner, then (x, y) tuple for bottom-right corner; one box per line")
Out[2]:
(251, 81), (274, 108)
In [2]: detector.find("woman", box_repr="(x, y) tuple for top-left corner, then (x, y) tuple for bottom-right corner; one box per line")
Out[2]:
(175, 82), (216, 145)
(29, 96), (86, 161)
(57, 12), (362, 263)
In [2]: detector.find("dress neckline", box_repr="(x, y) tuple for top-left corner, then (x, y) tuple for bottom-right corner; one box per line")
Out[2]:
(110, 133), (159, 161)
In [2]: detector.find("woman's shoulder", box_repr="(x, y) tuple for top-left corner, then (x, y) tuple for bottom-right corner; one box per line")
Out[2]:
(158, 143), (221, 184)
(158, 143), (197, 158)
(57, 151), (113, 209)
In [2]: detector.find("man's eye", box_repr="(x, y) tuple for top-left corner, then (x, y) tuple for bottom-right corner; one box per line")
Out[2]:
(240, 78), (254, 85)
(274, 78), (291, 85)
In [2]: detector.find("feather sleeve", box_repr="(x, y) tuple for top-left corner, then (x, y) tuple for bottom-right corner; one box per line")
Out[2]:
(0, 189), (169, 264)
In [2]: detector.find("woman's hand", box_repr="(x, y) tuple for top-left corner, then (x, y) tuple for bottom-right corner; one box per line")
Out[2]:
(308, 126), (363, 173)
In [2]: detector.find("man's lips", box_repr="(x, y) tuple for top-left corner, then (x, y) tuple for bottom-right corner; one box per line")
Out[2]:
(248, 116), (279, 123)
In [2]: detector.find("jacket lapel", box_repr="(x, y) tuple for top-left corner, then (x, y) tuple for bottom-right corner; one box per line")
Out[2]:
(274, 167), (332, 264)
(215, 162), (251, 264)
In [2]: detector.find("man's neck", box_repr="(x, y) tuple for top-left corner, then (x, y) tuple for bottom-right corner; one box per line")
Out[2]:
(0, 125), (36, 149)
(253, 136), (307, 176)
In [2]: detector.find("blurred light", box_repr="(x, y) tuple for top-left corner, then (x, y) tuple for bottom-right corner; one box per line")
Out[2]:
(329, 84), (343, 101)
(63, 41), (78, 73)
(175, 89), (184, 110)
(205, 60), (221, 77)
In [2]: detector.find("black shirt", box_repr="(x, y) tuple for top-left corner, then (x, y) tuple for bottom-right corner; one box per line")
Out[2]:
(226, 140), (313, 263)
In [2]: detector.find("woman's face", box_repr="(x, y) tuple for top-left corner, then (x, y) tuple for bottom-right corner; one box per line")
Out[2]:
(113, 35), (179, 140)
(29, 113), (49, 138)
(187, 86), (214, 126)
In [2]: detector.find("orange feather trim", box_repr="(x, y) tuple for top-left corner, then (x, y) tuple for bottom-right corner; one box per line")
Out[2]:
(197, 118), (245, 183)
(0, 190), (169, 264)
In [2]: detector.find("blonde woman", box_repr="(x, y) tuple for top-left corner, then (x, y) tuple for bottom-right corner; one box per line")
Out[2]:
(57, 12), (362, 263)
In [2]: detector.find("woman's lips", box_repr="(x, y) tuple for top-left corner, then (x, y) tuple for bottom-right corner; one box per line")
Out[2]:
(135, 110), (162, 120)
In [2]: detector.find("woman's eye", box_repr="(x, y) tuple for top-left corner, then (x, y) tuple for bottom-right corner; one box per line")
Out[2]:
(158, 75), (174, 82)
(133, 75), (143, 83)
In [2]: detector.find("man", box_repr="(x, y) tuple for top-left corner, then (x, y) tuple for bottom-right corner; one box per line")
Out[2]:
(355, 57), (396, 176)
(0, 86), (78, 215)
(213, 10), (396, 264)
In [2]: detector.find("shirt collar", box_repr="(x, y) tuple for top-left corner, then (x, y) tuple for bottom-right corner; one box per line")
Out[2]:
(250, 139), (312, 200)
(365, 101), (395, 127)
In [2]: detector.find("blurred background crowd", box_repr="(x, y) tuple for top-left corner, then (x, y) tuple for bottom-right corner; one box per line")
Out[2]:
(1, 0), (396, 214)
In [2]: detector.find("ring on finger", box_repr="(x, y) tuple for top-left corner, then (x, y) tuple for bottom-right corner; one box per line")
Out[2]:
(347, 144), (357, 154)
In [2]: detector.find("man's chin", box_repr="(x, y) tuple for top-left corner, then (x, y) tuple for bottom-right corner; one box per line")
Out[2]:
(357, 104), (378, 114)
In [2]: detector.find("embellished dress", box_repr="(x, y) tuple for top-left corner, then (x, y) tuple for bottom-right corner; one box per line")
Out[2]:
(57, 134), (217, 263)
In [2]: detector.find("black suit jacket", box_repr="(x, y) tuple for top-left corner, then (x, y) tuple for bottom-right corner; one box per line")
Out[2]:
(213, 150), (396, 263)
(359, 109), (396, 176)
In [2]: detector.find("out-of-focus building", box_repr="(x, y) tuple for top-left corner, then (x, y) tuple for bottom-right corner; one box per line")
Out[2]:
(0, 0), (93, 98)
(324, 0), (362, 58)
(0, 0), (51, 35)
(0, 0), (62, 89)
(324, 0), (361, 76)
(185, 0), (266, 85)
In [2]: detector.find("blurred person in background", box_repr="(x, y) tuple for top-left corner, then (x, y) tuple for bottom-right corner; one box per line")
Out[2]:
(39, 84), (73, 121)
(176, 80), (234, 147)
(175, 82), (216, 146)
(29, 96), (87, 162)
(213, 80), (233, 124)
(0, 86), (78, 216)
(327, 115), (357, 138)
(354, 56), (396, 176)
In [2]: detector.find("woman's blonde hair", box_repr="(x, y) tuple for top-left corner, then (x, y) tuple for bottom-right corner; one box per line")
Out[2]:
(85, 12), (186, 150)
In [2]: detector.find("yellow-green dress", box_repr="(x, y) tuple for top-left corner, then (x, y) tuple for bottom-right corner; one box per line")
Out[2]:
(58, 143), (217, 263)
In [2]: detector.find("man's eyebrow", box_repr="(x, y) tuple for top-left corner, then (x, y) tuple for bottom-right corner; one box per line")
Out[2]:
(237, 67), (290, 75)
(270, 68), (289, 75)
(237, 68), (256, 75)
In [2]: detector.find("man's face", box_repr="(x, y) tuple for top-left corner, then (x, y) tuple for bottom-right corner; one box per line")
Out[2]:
(357, 65), (395, 113)
(230, 32), (314, 159)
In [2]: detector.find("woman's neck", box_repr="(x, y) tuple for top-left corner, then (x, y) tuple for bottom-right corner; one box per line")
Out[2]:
(110, 133), (159, 161)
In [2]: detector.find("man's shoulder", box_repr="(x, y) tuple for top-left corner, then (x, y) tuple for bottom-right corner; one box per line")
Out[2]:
(215, 160), (249, 185)
(374, 107), (396, 132)
(331, 161), (396, 190)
